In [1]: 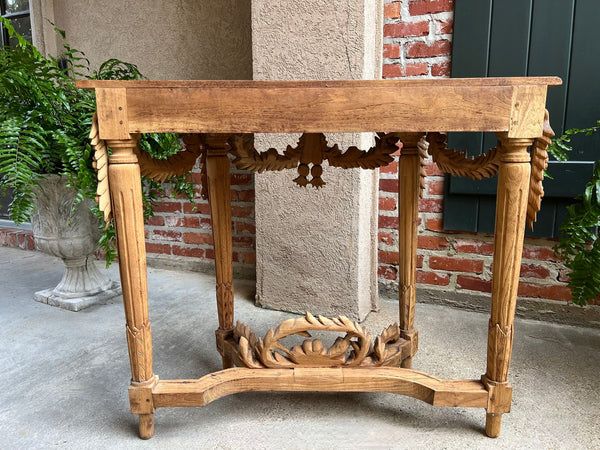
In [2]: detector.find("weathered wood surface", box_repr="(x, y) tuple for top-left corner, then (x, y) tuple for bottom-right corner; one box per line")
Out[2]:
(77, 77), (561, 137)
(77, 77), (562, 89)
(205, 135), (235, 370)
(105, 137), (156, 438)
(95, 88), (129, 139)
(152, 367), (489, 409)
(484, 135), (534, 437)
(397, 133), (426, 369)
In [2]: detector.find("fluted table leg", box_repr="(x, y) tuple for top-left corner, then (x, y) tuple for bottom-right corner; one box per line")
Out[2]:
(106, 138), (157, 439)
(483, 135), (533, 438)
(397, 133), (426, 369)
(205, 134), (235, 369)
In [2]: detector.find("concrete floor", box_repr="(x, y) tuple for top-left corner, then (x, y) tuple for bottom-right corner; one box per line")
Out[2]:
(1, 246), (599, 449)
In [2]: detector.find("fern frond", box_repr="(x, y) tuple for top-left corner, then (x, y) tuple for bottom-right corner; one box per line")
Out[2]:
(0, 115), (49, 222)
(555, 164), (600, 305)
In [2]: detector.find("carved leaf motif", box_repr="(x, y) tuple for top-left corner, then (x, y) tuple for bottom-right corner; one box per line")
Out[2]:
(426, 132), (500, 180)
(233, 313), (407, 368)
(126, 322), (152, 381)
(134, 134), (203, 183)
(367, 323), (403, 367)
(231, 132), (400, 187)
(329, 336), (351, 357)
(230, 134), (300, 173)
(379, 322), (401, 343)
(527, 110), (554, 230)
(233, 320), (256, 346)
(325, 132), (399, 169)
(90, 112), (111, 228)
(234, 321), (262, 368)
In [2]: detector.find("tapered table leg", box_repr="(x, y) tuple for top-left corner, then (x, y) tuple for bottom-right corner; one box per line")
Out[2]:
(397, 133), (426, 369)
(483, 135), (533, 438)
(206, 135), (235, 369)
(107, 139), (157, 439)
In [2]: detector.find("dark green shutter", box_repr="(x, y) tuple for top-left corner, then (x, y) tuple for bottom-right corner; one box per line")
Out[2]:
(445, 0), (599, 237)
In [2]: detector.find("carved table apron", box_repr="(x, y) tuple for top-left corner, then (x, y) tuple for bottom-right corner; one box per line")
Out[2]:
(76, 77), (561, 439)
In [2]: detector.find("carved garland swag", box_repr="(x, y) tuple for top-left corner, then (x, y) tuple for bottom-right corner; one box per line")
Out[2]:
(91, 110), (553, 235)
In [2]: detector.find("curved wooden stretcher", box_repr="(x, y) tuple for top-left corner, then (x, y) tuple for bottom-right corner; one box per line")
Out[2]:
(77, 77), (561, 439)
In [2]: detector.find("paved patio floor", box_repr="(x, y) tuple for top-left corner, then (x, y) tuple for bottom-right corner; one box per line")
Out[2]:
(1, 246), (599, 449)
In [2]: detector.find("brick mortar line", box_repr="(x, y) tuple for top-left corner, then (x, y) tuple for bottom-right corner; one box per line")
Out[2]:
(150, 251), (256, 266)
(378, 261), (564, 286)
(377, 232), (561, 253)
(382, 56), (452, 65)
(151, 216), (256, 223)
(379, 258), (562, 276)
(384, 15), (453, 26)
(150, 214), (255, 221)
(383, 34), (453, 44)
(378, 255), (565, 281)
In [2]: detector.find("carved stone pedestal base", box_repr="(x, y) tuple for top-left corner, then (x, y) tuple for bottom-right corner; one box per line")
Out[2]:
(34, 283), (121, 311)
(35, 269), (121, 312)
(34, 257), (122, 311)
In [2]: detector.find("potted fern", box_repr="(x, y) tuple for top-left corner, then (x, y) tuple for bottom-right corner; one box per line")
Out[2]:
(0, 19), (191, 310)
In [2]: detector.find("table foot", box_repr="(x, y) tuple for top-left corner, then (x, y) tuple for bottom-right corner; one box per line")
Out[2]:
(138, 413), (155, 439)
(485, 413), (502, 438)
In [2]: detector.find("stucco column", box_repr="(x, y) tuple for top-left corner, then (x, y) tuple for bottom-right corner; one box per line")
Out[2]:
(29, 0), (58, 57)
(251, 0), (383, 321)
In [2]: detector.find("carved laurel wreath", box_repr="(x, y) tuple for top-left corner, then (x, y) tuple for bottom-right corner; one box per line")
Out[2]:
(234, 312), (406, 368)
(230, 132), (399, 188)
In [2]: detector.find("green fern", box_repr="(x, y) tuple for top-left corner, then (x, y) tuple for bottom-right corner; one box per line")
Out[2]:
(0, 115), (47, 222)
(0, 18), (194, 265)
(547, 121), (600, 306)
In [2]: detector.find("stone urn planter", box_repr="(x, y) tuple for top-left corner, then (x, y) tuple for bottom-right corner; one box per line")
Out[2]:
(31, 175), (121, 311)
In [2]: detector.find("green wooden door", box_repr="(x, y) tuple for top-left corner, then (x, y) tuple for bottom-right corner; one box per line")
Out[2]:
(445, 0), (599, 237)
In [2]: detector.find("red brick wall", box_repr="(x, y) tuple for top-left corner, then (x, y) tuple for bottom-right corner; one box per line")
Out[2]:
(380, 0), (574, 303)
(0, 227), (35, 250)
(143, 159), (256, 276)
(383, 0), (453, 78)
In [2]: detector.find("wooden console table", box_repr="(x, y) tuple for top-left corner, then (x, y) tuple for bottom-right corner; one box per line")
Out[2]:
(77, 77), (561, 439)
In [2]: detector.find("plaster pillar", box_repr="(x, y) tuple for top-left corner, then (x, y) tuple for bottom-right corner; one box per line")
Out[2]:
(251, 0), (383, 321)
(29, 0), (58, 57)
